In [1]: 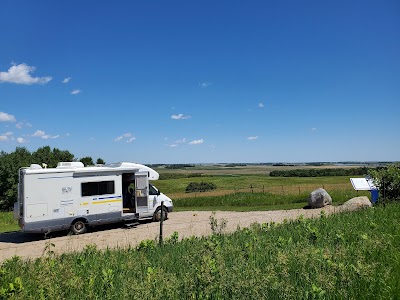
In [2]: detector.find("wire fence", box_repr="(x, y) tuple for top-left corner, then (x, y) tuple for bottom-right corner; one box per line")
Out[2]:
(170, 183), (353, 199)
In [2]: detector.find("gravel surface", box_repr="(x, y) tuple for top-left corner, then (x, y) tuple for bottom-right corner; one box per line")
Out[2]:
(0, 206), (340, 261)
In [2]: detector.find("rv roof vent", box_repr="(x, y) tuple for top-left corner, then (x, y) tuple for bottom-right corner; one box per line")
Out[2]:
(29, 164), (43, 170)
(57, 162), (85, 168)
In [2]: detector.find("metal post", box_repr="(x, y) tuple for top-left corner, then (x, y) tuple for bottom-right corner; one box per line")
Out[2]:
(159, 201), (164, 245)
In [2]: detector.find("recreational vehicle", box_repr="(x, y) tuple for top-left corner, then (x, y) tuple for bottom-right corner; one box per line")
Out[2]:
(13, 162), (173, 234)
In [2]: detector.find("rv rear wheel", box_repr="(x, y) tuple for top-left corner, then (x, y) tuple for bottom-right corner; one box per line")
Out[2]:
(71, 219), (88, 235)
(153, 207), (168, 222)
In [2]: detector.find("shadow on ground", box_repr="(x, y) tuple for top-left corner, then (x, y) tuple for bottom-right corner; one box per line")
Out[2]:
(0, 219), (156, 244)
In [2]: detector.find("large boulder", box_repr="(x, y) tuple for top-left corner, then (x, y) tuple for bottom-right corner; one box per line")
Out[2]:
(308, 188), (332, 208)
(339, 196), (372, 212)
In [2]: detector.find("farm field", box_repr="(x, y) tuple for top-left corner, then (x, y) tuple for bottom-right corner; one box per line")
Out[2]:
(0, 202), (398, 299)
(0, 164), (370, 233)
(153, 170), (369, 210)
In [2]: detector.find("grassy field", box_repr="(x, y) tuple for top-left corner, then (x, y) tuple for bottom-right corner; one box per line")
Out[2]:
(0, 172), (370, 232)
(1, 202), (398, 299)
(153, 173), (369, 212)
(0, 211), (18, 233)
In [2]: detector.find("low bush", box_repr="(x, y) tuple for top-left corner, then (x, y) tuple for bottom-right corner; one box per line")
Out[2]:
(185, 182), (217, 193)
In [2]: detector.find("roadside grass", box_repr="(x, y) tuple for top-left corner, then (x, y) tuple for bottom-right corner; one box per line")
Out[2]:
(1, 202), (399, 299)
(0, 212), (18, 233)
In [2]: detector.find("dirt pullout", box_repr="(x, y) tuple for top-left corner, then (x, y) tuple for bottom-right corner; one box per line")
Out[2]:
(0, 206), (338, 261)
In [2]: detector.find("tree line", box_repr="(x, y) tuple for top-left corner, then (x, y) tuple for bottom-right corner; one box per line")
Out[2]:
(0, 146), (104, 210)
(269, 167), (369, 177)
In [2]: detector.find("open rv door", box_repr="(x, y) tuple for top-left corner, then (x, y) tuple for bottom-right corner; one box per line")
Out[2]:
(135, 172), (149, 214)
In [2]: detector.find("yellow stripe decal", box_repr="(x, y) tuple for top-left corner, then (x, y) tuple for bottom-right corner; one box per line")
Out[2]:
(80, 202), (89, 206)
(92, 199), (122, 204)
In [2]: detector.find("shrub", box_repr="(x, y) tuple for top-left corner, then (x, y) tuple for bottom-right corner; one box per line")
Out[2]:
(369, 164), (400, 202)
(185, 182), (217, 193)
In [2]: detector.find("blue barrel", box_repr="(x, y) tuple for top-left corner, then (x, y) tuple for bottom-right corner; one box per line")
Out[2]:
(370, 189), (379, 203)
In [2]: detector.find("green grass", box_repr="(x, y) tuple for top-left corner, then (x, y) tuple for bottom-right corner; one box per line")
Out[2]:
(1, 202), (399, 299)
(155, 175), (354, 195)
(0, 211), (18, 233)
(173, 190), (370, 209)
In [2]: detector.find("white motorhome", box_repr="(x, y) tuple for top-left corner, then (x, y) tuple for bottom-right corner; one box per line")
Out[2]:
(13, 162), (173, 234)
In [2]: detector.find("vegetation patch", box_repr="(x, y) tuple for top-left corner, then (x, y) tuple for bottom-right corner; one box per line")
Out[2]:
(185, 182), (217, 193)
(1, 203), (399, 299)
(270, 167), (369, 177)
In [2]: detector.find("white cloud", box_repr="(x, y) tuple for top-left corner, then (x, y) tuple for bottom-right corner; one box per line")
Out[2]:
(16, 137), (28, 144)
(258, 102), (264, 108)
(311, 127), (317, 131)
(32, 130), (46, 137)
(62, 77), (71, 83)
(175, 138), (186, 144)
(32, 130), (59, 139)
(247, 136), (258, 141)
(169, 144), (178, 148)
(0, 63), (52, 85)
(16, 121), (32, 129)
(71, 89), (81, 95)
(0, 112), (16, 122)
(199, 81), (212, 88)
(0, 132), (13, 141)
(115, 132), (135, 142)
(189, 139), (204, 145)
(171, 114), (191, 120)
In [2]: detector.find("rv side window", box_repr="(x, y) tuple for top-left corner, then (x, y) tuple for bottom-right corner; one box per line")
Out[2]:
(81, 181), (115, 197)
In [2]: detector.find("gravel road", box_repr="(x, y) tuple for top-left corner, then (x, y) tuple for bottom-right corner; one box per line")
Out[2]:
(0, 206), (339, 262)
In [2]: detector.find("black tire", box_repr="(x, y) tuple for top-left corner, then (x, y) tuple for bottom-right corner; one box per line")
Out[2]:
(153, 207), (168, 222)
(71, 219), (88, 235)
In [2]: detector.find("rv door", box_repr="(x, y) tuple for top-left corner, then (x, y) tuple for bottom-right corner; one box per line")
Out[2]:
(135, 172), (149, 214)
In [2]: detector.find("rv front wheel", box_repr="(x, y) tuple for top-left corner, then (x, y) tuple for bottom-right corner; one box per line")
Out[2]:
(71, 219), (88, 235)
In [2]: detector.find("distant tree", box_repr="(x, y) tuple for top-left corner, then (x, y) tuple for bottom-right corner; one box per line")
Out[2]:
(31, 146), (53, 167)
(0, 147), (32, 209)
(31, 146), (74, 168)
(369, 164), (400, 202)
(96, 158), (105, 165)
(52, 148), (74, 165)
(80, 156), (94, 166)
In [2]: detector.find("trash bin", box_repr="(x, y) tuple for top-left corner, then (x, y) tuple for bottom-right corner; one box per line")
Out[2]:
(370, 189), (379, 204)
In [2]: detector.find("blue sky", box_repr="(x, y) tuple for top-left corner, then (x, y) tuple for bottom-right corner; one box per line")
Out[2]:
(1, 1), (399, 164)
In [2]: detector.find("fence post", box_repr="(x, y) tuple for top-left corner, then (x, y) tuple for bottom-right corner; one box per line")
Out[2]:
(298, 186), (300, 195)
(250, 185), (253, 193)
(159, 201), (164, 246)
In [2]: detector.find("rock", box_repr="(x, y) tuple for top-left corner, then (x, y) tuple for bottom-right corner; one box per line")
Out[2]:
(308, 188), (332, 208)
(340, 196), (372, 212)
